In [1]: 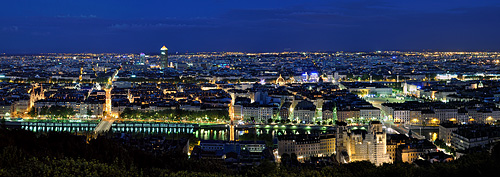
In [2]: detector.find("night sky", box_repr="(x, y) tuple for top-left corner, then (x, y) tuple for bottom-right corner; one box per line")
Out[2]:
(1, 0), (500, 53)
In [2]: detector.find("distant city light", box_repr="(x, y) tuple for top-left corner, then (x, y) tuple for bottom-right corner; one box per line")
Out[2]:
(260, 79), (265, 85)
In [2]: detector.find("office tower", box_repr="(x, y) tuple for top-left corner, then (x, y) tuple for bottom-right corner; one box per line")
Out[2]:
(160, 46), (168, 68)
(140, 53), (145, 64)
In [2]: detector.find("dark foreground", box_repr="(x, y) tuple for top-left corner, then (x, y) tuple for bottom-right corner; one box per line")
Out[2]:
(1, 126), (499, 177)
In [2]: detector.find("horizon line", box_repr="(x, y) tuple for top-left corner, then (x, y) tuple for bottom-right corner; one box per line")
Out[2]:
(2, 49), (500, 55)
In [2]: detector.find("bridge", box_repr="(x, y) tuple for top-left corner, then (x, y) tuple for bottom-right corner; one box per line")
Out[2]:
(10, 121), (197, 135)
(384, 121), (426, 140)
(94, 119), (114, 134)
(12, 122), (98, 132)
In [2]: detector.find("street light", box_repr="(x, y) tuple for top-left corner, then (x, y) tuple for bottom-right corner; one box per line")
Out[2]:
(486, 116), (493, 124)
(431, 118), (438, 124)
(412, 118), (419, 124)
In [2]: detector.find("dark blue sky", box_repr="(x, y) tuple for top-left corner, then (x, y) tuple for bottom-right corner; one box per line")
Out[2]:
(1, 0), (500, 53)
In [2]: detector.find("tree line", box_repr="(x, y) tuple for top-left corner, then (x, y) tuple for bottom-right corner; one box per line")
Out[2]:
(28, 105), (76, 118)
(119, 108), (229, 122)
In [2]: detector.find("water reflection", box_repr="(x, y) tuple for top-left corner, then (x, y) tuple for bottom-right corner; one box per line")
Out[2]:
(194, 129), (228, 141)
(20, 122), (336, 142)
(135, 127), (335, 141)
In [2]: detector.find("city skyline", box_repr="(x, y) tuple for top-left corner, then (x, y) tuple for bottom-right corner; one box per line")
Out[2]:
(1, 1), (500, 176)
(1, 0), (500, 53)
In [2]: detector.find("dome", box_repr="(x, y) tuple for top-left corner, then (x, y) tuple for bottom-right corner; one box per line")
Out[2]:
(276, 74), (286, 85)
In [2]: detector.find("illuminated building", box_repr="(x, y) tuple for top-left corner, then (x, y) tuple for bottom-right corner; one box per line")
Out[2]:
(240, 104), (273, 123)
(160, 46), (169, 68)
(279, 103), (291, 120)
(29, 83), (45, 111)
(396, 141), (436, 163)
(438, 123), (458, 146)
(302, 72), (308, 82)
(293, 100), (316, 124)
(386, 134), (409, 162)
(322, 106), (334, 122)
(336, 121), (391, 166)
(276, 74), (286, 86)
(359, 107), (381, 120)
(278, 134), (335, 162)
(140, 53), (145, 64)
(309, 72), (319, 82)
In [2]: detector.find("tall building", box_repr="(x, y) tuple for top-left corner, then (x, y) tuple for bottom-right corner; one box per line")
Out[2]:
(160, 46), (168, 68)
(140, 53), (146, 64)
(335, 122), (350, 163)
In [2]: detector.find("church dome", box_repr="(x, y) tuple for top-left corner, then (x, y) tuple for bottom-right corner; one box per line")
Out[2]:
(276, 74), (286, 85)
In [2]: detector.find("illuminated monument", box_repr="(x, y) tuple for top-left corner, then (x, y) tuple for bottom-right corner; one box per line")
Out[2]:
(276, 74), (286, 86)
(160, 46), (169, 68)
(336, 121), (391, 166)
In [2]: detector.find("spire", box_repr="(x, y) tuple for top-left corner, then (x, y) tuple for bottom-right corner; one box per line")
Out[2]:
(160, 46), (168, 50)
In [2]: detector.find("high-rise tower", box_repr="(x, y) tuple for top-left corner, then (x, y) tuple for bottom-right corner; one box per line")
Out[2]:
(140, 53), (145, 64)
(160, 46), (168, 68)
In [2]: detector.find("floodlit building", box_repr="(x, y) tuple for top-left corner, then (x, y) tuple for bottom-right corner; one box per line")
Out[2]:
(239, 104), (274, 123)
(278, 134), (335, 161)
(438, 123), (458, 146)
(293, 100), (316, 124)
(336, 121), (391, 166)
(396, 140), (436, 163)
(160, 45), (169, 68)
(276, 74), (286, 86)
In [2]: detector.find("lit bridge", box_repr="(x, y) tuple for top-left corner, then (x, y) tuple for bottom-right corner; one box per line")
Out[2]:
(11, 121), (197, 134)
